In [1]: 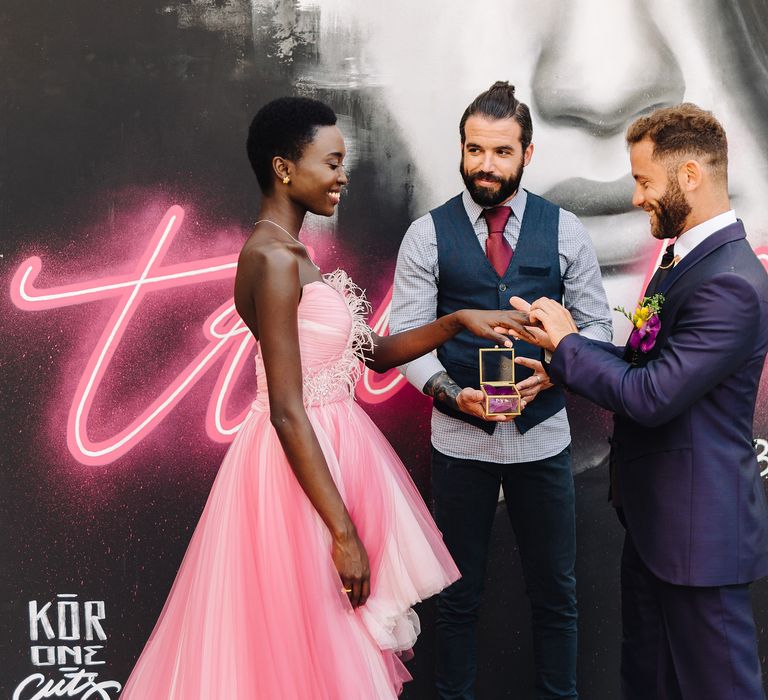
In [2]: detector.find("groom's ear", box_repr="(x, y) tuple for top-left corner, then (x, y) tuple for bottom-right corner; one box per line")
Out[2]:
(676, 158), (703, 193)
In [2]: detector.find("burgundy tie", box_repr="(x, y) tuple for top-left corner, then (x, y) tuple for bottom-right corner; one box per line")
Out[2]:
(482, 206), (513, 277)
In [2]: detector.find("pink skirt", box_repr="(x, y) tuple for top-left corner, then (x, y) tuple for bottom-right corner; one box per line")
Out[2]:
(121, 397), (459, 699)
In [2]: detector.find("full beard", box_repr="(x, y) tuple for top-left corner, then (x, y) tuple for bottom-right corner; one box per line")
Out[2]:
(650, 179), (692, 239)
(461, 161), (524, 207)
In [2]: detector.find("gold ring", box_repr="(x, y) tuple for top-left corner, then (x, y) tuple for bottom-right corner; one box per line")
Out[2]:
(342, 587), (353, 593)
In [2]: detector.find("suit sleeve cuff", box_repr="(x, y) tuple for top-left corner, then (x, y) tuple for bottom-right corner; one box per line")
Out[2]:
(550, 333), (586, 384)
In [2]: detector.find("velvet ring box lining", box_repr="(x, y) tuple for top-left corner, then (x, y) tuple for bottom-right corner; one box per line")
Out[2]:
(479, 347), (522, 416)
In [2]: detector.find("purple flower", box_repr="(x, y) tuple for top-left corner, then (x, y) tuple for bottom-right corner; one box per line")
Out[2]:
(627, 314), (661, 353)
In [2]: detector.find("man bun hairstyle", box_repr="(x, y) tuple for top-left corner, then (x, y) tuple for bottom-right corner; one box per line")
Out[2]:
(626, 103), (728, 183)
(460, 81), (533, 150)
(247, 96), (337, 193)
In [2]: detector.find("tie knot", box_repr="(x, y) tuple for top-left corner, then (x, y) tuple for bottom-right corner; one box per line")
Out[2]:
(482, 206), (512, 235)
(660, 243), (677, 267)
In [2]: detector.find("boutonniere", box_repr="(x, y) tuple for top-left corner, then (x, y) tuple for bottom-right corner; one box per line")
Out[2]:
(615, 293), (665, 354)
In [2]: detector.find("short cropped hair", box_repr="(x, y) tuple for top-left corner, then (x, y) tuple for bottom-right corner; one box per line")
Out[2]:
(626, 103), (728, 181)
(247, 97), (337, 193)
(459, 81), (533, 151)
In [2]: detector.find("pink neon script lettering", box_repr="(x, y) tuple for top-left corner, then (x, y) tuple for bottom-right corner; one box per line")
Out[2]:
(11, 207), (251, 464)
(9, 206), (405, 465)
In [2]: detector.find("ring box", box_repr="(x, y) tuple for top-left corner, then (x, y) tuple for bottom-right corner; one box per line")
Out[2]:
(479, 347), (522, 416)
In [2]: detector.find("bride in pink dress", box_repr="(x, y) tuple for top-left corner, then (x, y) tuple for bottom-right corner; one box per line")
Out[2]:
(120, 97), (529, 699)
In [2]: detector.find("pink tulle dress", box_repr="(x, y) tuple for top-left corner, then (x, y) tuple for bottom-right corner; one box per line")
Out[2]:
(121, 270), (460, 699)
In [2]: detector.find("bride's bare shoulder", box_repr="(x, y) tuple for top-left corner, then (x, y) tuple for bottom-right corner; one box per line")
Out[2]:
(238, 235), (297, 275)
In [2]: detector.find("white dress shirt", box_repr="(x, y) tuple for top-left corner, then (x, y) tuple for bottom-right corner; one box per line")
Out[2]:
(674, 209), (737, 262)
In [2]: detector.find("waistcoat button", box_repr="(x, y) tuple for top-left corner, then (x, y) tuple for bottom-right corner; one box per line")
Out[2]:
(499, 283), (507, 292)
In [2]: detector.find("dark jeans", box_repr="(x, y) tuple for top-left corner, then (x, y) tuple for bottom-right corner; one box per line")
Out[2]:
(432, 446), (578, 700)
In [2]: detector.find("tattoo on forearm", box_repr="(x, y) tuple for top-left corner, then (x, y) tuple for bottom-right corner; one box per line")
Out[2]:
(423, 371), (461, 410)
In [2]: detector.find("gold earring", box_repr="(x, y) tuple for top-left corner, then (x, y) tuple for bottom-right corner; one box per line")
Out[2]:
(282, 175), (291, 185)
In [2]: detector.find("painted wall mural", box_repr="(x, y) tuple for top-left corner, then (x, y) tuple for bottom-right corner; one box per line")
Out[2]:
(3, 1), (768, 697)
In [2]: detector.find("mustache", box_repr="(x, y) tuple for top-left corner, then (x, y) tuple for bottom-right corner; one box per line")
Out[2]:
(468, 171), (502, 185)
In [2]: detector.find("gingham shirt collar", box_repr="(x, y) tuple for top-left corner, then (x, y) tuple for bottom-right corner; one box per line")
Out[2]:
(462, 187), (528, 231)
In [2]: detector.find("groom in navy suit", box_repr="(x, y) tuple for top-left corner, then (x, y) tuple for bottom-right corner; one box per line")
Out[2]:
(514, 104), (768, 699)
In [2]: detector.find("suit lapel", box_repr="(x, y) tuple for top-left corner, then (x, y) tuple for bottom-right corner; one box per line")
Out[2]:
(657, 221), (747, 297)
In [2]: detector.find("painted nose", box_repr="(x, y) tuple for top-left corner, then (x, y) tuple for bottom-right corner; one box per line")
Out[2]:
(531, 0), (685, 137)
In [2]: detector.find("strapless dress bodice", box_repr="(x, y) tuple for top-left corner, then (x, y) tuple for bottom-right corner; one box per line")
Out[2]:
(252, 270), (373, 410)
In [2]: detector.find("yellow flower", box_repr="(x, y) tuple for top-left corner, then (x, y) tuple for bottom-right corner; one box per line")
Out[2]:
(632, 305), (652, 329)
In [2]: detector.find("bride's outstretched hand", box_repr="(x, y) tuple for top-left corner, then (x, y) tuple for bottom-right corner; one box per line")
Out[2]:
(454, 309), (537, 347)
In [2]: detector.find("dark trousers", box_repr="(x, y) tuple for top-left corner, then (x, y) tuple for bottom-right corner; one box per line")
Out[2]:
(432, 446), (578, 700)
(621, 532), (765, 700)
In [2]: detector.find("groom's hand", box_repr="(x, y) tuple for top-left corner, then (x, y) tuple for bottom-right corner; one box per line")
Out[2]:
(528, 298), (579, 350)
(456, 387), (523, 422)
(508, 297), (556, 351)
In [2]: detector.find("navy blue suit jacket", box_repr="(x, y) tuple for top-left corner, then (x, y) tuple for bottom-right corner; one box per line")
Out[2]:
(550, 221), (768, 586)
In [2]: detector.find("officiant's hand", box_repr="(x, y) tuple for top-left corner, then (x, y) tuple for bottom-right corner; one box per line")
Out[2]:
(514, 358), (553, 403)
(456, 387), (525, 422)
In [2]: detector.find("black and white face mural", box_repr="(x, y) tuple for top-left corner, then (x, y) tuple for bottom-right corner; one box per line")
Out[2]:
(309, 0), (768, 311)
(3, 1), (768, 697)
